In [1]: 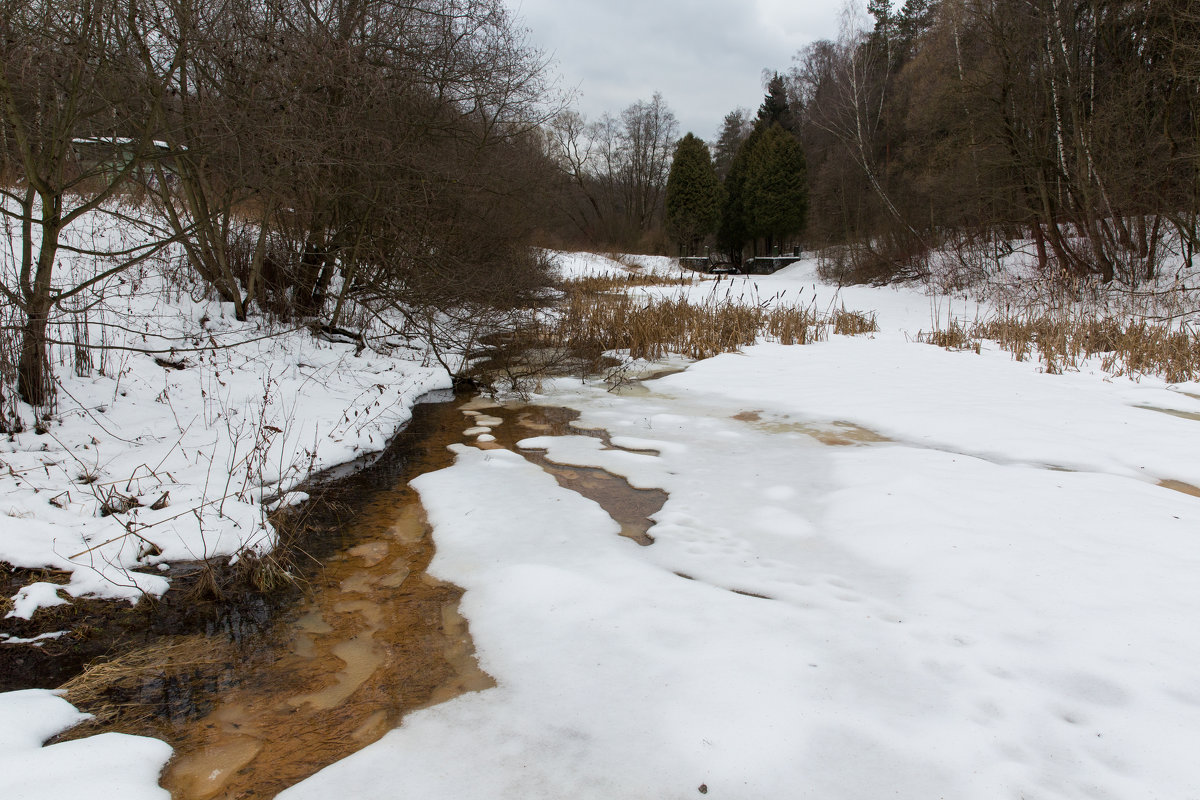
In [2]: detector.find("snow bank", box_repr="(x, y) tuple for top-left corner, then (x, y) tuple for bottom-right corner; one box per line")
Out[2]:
(654, 336), (1200, 485)
(548, 250), (688, 281)
(0, 689), (171, 800)
(1, 203), (451, 615)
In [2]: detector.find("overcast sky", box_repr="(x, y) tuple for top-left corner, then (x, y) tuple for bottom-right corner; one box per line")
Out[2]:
(505, 0), (846, 142)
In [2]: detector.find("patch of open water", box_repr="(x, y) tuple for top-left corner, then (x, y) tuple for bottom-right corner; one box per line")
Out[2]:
(61, 388), (669, 800)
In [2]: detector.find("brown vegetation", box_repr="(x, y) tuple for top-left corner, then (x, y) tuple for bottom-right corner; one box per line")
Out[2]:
(535, 282), (877, 367)
(1, 0), (560, 412)
(922, 309), (1200, 382)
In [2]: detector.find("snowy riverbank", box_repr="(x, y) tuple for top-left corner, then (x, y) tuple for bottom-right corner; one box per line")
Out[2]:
(283, 257), (1200, 800)
(6, 252), (1200, 799)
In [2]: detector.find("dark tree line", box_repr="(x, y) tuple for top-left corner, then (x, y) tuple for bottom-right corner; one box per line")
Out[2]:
(1, 0), (557, 407)
(661, 77), (809, 263)
(790, 0), (1200, 284)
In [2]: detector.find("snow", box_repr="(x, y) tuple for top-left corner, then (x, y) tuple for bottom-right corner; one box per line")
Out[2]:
(548, 250), (693, 281)
(0, 689), (171, 800)
(280, 254), (1200, 800)
(5, 241), (1200, 799)
(0, 203), (452, 616)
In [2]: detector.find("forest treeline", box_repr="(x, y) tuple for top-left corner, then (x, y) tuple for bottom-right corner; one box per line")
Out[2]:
(4, 0), (1199, 410)
(790, 0), (1200, 286)
(0, 0), (559, 407)
(548, 0), (1200, 287)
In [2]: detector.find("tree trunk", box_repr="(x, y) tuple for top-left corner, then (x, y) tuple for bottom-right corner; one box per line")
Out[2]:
(1033, 223), (1049, 273)
(18, 198), (63, 407)
(294, 238), (330, 318)
(17, 296), (52, 407)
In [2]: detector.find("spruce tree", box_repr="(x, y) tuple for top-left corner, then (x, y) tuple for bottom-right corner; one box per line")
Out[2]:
(743, 124), (808, 256)
(665, 133), (721, 256)
(716, 124), (762, 263)
(718, 76), (805, 261)
(757, 74), (796, 134)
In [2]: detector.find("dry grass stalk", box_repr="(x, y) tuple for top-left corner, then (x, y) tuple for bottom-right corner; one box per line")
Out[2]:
(973, 312), (1200, 381)
(538, 287), (874, 364)
(60, 634), (236, 733)
(832, 308), (879, 336)
(560, 272), (697, 294)
(925, 308), (1200, 381)
(917, 320), (981, 353)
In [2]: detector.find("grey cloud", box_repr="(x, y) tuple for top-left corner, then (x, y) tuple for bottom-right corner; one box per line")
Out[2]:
(508, 0), (841, 140)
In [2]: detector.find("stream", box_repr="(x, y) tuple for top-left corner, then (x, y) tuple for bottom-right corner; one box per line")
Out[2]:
(58, 368), (1199, 800)
(95, 389), (667, 800)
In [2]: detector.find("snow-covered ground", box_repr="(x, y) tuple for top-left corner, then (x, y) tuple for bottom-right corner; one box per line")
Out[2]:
(280, 257), (1200, 800)
(1, 208), (451, 617)
(0, 689), (171, 800)
(0, 302), (448, 615)
(7, 251), (1200, 799)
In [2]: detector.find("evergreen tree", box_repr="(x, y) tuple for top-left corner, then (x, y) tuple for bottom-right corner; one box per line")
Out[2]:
(743, 124), (808, 255)
(897, 0), (936, 42)
(716, 125), (762, 263)
(665, 133), (721, 256)
(868, 0), (896, 39)
(712, 108), (751, 181)
(757, 73), (796, 134)
(718, 75), (806, 261)
(868, 0), (898, 65)
(895, 0), (938, 61)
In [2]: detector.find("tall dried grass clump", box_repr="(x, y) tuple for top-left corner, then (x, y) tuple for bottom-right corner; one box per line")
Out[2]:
(539, 287), (874, 364)
(560, 272), (696, 294)
(925, 308), (1200, 381)
(832, 307), (879, 336)
(764, 305), (826, 345)
(917, 320), (981, 353)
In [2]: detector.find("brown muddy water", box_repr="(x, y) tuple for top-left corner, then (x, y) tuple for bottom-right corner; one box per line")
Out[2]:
(55, 391), (665, 800)
(1137, 404), (1200, 423)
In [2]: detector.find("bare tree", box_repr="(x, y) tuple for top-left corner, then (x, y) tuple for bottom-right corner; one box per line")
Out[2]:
(0, 0), (175, 406)
(544, 94), (678, 250)
(619, 93), (678, 234)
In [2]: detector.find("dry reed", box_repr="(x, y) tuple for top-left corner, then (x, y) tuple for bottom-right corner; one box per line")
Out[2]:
(538, 286), (877, 365)
(59, 634), (237, 734)
(832, 307), (880, 336)
(924, 309), (1200, 381)
(559, 272), (697, 294)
